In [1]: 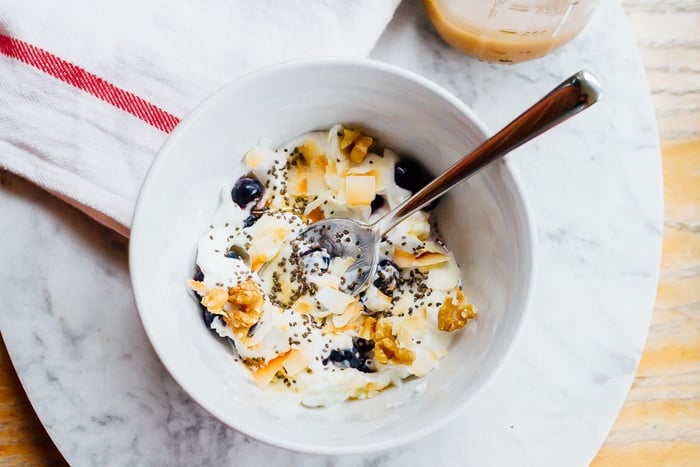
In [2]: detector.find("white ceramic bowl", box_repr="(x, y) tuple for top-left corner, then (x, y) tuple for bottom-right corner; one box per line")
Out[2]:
(130, 58), (535, 455)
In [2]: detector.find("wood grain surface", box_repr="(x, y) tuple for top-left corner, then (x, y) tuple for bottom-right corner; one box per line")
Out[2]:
(0, 1), (697, 465)
(0, 336), (67, 465)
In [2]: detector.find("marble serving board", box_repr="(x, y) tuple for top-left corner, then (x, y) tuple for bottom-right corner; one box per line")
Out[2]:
(0, 0), (663, 465)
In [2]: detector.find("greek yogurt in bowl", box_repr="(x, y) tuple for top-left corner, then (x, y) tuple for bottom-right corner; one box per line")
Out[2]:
(189, 125), (476, 407)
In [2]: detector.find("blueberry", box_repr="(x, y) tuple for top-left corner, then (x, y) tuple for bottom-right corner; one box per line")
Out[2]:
(247, 321), (259, 337)
(202, 309), (218, 327)
(231, 176), (264, 208)
(323, 338), (376, 373)
(357, 360), (374, 373)
(394, 158), (426, 192)
(224, 244), (246, 259)
(243, 213), (260, 228)
(353, 337), (375, 353)
(192, 267), (222, 329)
(300, 247), (331, 273)
(193, 266), (204, 282)
(373, 259), (400, 296)
(327, 349), (345, 363)
(394, 157), (439, 211)
(370, 195), (385, 213)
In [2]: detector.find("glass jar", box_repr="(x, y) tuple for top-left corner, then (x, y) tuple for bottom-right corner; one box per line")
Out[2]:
(424, 0), (600, 64)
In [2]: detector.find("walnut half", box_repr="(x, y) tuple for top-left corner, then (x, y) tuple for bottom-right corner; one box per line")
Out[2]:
(437, 291), (477, 332)
(190, 279), (264, 339)
(223, 280), (264, 339)
(340, 128), (373, 163)
(360, 317), (415, 365)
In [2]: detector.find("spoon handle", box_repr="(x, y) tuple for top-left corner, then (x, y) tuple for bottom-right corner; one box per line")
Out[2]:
(372, 70), (602, 237)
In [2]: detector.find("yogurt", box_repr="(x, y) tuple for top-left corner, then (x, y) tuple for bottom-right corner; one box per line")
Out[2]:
(189, 125), (477, 407)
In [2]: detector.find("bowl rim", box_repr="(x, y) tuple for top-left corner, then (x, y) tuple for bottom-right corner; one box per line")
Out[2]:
(129, 56), (537, 455)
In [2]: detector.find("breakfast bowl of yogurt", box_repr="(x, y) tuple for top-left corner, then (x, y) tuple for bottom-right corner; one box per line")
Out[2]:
(130, 58), (535, 454)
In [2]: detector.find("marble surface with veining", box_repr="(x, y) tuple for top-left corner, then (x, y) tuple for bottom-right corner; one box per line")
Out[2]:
(0, 0), (663, 465)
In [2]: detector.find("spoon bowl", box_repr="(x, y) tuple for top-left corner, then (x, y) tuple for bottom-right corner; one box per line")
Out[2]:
(297, 218), (377, 293)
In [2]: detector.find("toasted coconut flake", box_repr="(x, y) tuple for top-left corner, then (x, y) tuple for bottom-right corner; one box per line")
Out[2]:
(283, 349), (308, 377)
(392, 248), (415, 268)
(347, 155), (391, 191)
(244, 149), (264, 169)
(313, 273), (342, 290)
(325, 173), (344, 193)
(332, 301), (362, 328)
(363, 285), (393, 313)
(251, 350), (292, 388)
(201, 286), (228, 312)
(420, 240), (449, 255)
(247, 216), (291, 271)
(413, 251), (449, 267)
(188, 279), (209, 296)
(359, 316), (377, 340)
(306, 165), (328, 194)
(392, 244), (449, 268)
(307, 207), (325, 223)
(292, 296), (316, 314)
(345, 175), (376, 206)
(349, 135), (373, 163)
(250, 254), (267, 272)
(316, 287), (355, 314)
(340, 128), (361, 150)
(426, 259), (460, 291)
(397, 315), (427, 347)
(287, 167), (308, 196)
(329, 256), (355, 276)
(303, 193), (328, 216)
(300, 138), (324, 161)
(323, 311), (363, 334)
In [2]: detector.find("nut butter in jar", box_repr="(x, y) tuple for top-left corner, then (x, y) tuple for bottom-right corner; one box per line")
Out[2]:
(425, 0), (600, 63)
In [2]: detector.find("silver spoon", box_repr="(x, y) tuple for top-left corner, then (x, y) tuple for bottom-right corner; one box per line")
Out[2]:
(298, 70), (602, 295)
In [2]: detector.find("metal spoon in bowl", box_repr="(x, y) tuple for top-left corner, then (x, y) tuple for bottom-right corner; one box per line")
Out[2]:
(298, 70), (602, 295)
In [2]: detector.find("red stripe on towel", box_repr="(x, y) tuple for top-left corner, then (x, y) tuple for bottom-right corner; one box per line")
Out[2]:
(0, 33), (180, 133)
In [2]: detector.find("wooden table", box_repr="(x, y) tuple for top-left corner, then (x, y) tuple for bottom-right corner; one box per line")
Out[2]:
(1, 1), (697, 464)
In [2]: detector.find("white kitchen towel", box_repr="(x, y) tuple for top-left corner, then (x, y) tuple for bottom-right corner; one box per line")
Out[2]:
(0, 0), (400, 237)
